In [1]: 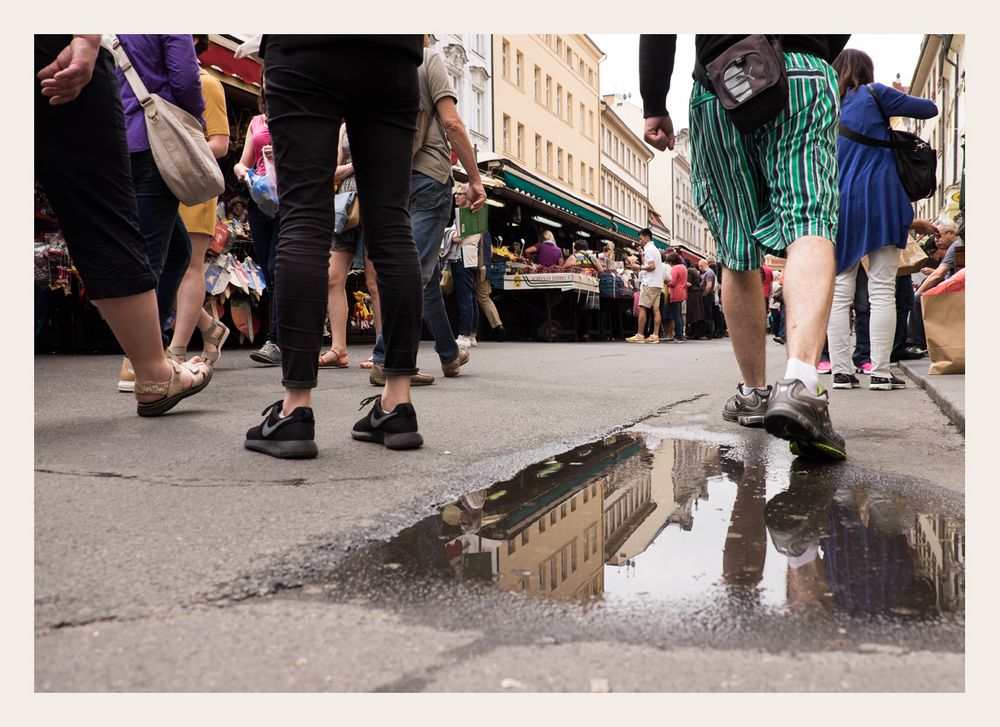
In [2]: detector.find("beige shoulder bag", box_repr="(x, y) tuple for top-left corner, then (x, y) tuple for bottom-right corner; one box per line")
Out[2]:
(111, 36), (225, 206)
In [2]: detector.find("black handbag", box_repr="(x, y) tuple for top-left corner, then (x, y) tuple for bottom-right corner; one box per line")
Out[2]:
(838, 84), (937, 201)
(695, 35), (788, 134)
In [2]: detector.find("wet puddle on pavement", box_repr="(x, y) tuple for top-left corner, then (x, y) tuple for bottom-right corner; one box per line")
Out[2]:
(311, 433), (964, 631)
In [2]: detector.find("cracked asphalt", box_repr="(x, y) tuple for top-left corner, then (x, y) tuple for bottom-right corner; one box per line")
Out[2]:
(34, 339), (965, 691)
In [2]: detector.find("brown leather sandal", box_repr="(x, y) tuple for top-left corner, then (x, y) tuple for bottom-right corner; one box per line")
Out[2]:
(135, 359), (213, 417)
(200, 317), (231, 365)
(318, 348), (349, 368)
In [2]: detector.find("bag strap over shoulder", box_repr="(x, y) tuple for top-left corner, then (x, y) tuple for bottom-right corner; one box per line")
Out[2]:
(110, 35), (157, 119)
(865, 83), (892, 129)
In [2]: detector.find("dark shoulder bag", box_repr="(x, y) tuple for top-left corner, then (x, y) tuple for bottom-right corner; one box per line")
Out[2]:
(838, 84), (937, 201)
(695, 35), (788, 134)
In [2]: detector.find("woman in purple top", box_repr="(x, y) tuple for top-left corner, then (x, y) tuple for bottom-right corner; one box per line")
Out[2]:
(114, 34), (204, 351)
(523, 230), (563, 268)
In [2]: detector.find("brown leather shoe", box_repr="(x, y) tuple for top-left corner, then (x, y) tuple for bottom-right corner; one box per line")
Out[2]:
(442, 349), (470, 377)
(369, 362), (435, 387)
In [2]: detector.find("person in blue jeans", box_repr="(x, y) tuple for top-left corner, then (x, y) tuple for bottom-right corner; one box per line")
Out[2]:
(369, 38), (487, 386)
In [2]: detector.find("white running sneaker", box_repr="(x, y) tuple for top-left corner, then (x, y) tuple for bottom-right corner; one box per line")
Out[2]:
(456, 335), (472, 349)
(469, 335), (478, 347)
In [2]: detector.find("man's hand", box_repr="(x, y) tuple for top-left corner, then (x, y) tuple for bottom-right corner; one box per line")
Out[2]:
(463, 180), (487, 213)
(37, 35), (102, 106)
(910, 219), (938, 236)
(644, 115), (675, 151)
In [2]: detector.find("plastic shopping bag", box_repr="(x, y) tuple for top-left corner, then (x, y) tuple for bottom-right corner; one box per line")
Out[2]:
(246, 170), (278, 218)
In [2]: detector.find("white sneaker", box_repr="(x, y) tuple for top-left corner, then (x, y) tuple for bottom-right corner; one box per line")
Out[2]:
(469, 335), (478, 347)
(456, 335), (472, 349)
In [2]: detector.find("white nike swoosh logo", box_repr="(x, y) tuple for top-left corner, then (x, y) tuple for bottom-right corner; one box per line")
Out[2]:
(261, 416), (287, 438)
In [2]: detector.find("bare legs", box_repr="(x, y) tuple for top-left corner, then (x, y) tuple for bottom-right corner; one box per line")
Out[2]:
(94, 291), (203, 403)
(169, 232), (221, 357)
(721, 268), (768, 388)
(783, 236), (835, 367)
(325, 249), (354, 357)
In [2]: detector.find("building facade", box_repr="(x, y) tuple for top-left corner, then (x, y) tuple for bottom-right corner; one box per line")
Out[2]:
(493, 34), (603, 202)
(428, 34), (494, 158)
(671, 130), (716, 258)
(599, 95), (653, 231)
(906, 34), (966, 223)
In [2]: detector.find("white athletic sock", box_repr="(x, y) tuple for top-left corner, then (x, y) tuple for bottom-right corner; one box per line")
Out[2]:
(785, 357), (820, 394)
(739, 383), (769, 396)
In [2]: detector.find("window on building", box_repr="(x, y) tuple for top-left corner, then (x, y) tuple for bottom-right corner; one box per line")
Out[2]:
(580, 162), (586, 189)
(521, 529), (529, 546)
(501, 39), (510, 78)
(571, 497), (577, 512)
(539, 562), (546, 590)
(556, 84), (563, 116)
(473, 88), (484, 135)
(557, 148), (563, 179)
(539, 515), (546, 533)
(579, 59), (585, 76)
(550, 509), (557, 526)
(588, 68), (595, 88)
(516, 51), (524, 88)
(588, 110), (594, 137)
(566, 92), (573, 124)
(544, 34), (552, 45)
(560, 548), (568, 582)
(567, 153), (574, 185)
(566, 46), (573, 65)
(473, 34), (485, 56)
(545, 75), (552, 108)
(550, 558), (558, 590)
(589, 168), (595, 196)
(572, 539), (578, 571)
(556, 37), (563, 57)
(448, 72), (460, 95)
(583, 528), (590, 560)
(534, 65), (541, 100)
(579, 102), (585, 131)
(507, 538), (516, 555)
(583, 489), (589, 504)
(546, 141), (553, 174)
(535, 134), (542, 169)
(560, 503), (567, 518)
(502, 114), (510, 153)
(517, 123), (525, 160)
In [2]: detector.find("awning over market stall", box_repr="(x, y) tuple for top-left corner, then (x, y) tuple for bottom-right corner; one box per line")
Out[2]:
(479, 157), (645, 250)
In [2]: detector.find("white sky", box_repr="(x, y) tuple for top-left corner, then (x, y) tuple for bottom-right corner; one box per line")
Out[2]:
(591, 34), (926, 131)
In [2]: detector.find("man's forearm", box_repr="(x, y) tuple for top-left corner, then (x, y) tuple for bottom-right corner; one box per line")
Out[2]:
(445, 119), (482, 184)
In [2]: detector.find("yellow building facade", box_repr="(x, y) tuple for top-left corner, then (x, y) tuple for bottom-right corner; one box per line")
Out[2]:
(493, 34), (603, 202)
(599, 95), (653, 230)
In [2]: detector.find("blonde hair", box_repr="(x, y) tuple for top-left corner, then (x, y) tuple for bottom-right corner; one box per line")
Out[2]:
(541, 230), (555, 242)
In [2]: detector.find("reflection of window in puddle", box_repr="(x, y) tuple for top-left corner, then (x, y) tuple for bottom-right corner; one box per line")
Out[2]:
(419, 433), (963, 619)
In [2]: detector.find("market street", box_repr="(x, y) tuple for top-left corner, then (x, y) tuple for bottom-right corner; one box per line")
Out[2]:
(34, 339), (964, 692)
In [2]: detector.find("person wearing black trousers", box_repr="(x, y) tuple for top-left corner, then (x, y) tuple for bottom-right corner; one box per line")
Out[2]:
(244, 35), (427, 458)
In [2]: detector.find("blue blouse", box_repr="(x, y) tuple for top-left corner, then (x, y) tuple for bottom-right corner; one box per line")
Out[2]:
(835, 83), (937, 273)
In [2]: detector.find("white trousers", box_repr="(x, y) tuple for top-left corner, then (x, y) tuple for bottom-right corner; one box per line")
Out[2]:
(827, 245), (900, 379)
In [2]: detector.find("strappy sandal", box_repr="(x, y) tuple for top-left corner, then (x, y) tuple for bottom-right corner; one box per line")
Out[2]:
(166, 346), (187, 363)
(318, 348), (349, 368)
(360, 356), (374, 369)
(200, 317), (231, 366)
(135, 359), (213, 417)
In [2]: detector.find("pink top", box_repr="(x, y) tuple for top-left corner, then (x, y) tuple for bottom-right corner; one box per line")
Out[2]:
(669, 264), (688, 302)
(248, 115), (271, 176)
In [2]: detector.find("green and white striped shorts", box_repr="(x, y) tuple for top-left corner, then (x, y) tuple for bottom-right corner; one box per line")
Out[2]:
(689, 52), (841, 271)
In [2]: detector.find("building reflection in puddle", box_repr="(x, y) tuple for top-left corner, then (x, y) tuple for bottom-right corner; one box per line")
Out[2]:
(388, 433), (964, 620)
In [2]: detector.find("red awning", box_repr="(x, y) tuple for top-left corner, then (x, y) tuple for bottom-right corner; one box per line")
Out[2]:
(677, 248), (704, 265)
(200, 42), (262, 86)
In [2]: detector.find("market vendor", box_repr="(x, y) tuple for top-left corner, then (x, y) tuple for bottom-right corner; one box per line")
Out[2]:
(523, 229), (564, 267)
(563, 240), (605, 274)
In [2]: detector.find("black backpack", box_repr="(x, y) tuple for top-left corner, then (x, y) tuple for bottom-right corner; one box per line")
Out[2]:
(838, 84), (937, 202)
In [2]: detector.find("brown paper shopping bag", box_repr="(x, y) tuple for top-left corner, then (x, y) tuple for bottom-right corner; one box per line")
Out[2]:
(922, 278), (965, 375)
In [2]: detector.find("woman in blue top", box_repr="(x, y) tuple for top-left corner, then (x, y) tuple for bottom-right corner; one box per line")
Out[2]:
(828, 50), (938, 391)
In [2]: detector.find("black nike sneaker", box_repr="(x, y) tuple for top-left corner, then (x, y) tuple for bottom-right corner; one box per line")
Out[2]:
(763, 379), (846, 460)
(352, 395), (423, 450)
(245, 400), (318, 459)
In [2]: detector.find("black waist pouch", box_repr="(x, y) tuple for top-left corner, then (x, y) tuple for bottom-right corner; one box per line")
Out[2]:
(696, 35), (788, 134)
